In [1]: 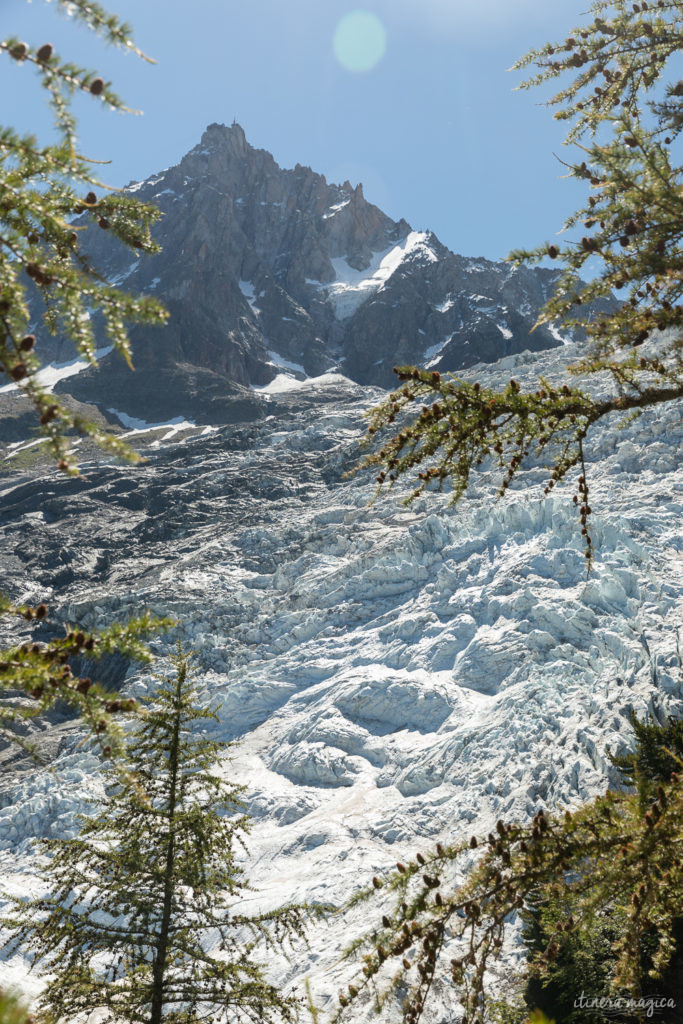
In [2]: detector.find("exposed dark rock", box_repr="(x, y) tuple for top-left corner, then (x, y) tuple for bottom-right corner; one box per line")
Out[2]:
(60, 363), (267, 426)
(2, 123), (616, 434)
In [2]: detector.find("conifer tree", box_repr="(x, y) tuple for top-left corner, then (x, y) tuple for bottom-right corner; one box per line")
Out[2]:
(520, 891), (624, 1024)
(359, 0), (683, 566)
(0, 8), (170, 1022)
(2, 645), (319, 1024)
(610, 712), (683, 792)
(0, 1), (170, 747)
(515, 712), (683, 1024)
(1, 0), (167, 472)
(337, 690), (683, 1024)
(337, 768), (683, 1024)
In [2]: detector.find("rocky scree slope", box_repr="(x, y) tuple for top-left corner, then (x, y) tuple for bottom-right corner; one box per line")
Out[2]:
(0, 343), (680, 1017)
(8, 122), (614, 429)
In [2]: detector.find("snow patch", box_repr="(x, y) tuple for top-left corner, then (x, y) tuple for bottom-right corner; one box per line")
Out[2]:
(107, 410), (204, 443)
(109, 260), (140, 286)
(423, 336), (453, 368)
(3, 438), (46, 460)
(0, 346), (114, 396)
(547, 322), (572, 346)
(267, 351), (306, 375)
(123, 171), (167, 194)
(311, 232), (438, 320)
(252, 374), (304, 395)
(252, 372), (351, 395)
(322, 198), (351, 220)
(239, 280), (260, 315)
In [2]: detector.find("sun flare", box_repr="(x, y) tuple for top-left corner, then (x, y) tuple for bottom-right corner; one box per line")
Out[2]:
(333, 10), (387, 73)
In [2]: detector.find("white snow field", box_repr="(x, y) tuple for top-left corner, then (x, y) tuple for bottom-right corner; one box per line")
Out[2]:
(308, 231), (439, 320)
(0, 346), (113, 396)
(0, 341), (681, 1020)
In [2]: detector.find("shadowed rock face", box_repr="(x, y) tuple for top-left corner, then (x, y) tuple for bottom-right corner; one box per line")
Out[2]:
(12, 122), (614, 427)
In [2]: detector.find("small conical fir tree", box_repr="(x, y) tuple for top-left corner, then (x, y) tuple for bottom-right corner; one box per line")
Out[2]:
(2, 644), (319, 1024)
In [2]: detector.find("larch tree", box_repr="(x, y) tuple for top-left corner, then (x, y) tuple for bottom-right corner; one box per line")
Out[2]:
(0, 6), (172, 1022)
(358, 0), (683, 567)
(1, 0), (168, 467)
(2, 646), (323, 1024)
(335, 728), (682, 1024)
(514, 714), (683, 1024)
(337, 3), (683, 1023)
(0, 1), (171, 749)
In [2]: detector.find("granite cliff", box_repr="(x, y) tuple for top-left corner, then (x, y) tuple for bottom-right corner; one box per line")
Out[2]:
(7, 122), (612, 428)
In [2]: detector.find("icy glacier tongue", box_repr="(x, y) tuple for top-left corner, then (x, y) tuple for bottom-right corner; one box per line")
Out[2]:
(0, 344), (681, 1017)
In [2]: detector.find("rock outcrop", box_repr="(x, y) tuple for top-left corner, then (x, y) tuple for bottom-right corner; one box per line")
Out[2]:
(10, 123), (613, 427)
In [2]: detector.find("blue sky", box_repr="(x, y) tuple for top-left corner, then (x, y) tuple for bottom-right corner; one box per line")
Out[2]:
(5, 0), (592, 261)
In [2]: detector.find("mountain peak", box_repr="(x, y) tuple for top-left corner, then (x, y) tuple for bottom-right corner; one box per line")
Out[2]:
(200, 120), (249, 154)
(48, 128), (610, 424)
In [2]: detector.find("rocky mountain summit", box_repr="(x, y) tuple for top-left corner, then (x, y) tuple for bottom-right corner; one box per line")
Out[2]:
(7, 122), (611, 429)
(0, 341), (680, 1015)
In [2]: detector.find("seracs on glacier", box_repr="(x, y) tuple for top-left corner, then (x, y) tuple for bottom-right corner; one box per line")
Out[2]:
(0, 342), (680, 1019)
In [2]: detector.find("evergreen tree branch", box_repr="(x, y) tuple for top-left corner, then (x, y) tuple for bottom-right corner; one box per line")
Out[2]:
(2, 647), (325, 1024)
(338, 775), (683, 1024)
(359, 0), (683, 571)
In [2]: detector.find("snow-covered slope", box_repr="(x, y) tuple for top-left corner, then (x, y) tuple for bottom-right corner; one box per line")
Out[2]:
(0, 344), (681, 1017)
(308, 231), (439, 320)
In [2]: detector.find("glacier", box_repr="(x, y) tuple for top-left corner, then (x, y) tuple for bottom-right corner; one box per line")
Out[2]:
(0, 340), (680, 1018)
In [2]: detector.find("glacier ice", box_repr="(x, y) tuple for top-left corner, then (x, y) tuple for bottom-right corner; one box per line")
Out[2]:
(0, 341), (680, 1017)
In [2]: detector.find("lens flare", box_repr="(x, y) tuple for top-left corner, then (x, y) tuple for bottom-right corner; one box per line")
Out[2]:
(333, 11), (387, 73)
